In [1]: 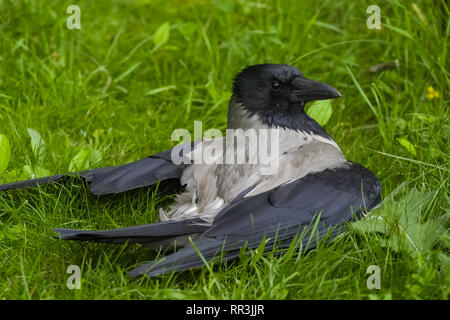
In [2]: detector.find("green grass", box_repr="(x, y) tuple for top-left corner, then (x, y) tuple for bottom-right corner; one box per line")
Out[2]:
(0, 0), (449, 299)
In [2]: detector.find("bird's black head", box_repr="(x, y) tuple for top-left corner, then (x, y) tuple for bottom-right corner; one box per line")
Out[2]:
(231, 64), (341, 135)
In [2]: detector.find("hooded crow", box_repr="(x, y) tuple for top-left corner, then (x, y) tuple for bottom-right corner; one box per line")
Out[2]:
(0, 64), (381, 277)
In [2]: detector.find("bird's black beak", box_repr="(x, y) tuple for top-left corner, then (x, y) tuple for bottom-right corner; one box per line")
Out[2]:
(291, 76), (341, 102)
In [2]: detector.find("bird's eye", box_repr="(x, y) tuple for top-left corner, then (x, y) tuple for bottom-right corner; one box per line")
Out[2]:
(270, 80), (282, 91)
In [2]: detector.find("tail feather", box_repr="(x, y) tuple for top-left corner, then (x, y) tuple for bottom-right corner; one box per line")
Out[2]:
(128, 237), (233, 277)
(53, 218), (210, 249)
(129, 223), (343, 277)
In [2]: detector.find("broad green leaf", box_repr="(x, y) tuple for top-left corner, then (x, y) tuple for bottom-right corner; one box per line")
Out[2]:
(176, 21), (197, 41)
(2, 169), (28, 183)
(0, 134), (11, 175)
(69, 149), (103, 172)
(27, 128), (45, 161)
(397, 137), (417, 156)
(89, 149), (103, 166)
(69, 150), (91, 172)
(351, 215), (387, 234)
(23, 165), (51, 179)
(153, 22), (170, 48)
(351, 189), (447, 258)
(306, 99), (333, 126)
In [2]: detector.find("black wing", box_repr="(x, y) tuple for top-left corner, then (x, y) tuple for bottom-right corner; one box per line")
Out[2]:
(0, 142), (196, 195)
(53, 218), (210, 250)
(130, 161), (381, 277)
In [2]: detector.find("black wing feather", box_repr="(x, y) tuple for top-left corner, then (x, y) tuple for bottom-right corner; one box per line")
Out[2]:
(130, 161), (381, 277)
(0, 142), (196, 195)
(53, 218), (209, 249)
